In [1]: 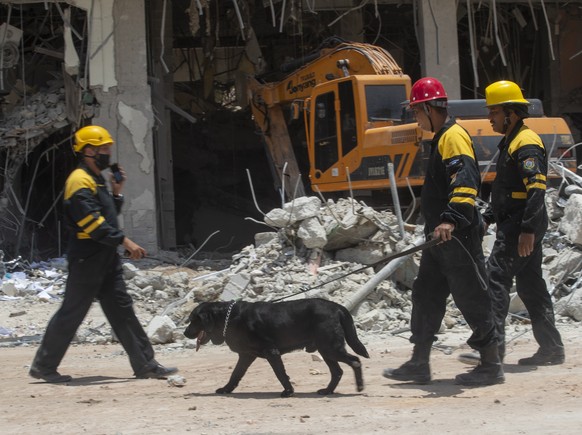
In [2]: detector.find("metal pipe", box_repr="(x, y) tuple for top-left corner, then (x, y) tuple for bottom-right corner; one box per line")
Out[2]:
(491, 0), (507, 66)
(388, 163), (405, 238)
(466, 0), (479, 92)
(540, 0), (555, 61)
(281, 161), (288, 207)
(344, 236), (425, 312)
(232, 0), (246, 41)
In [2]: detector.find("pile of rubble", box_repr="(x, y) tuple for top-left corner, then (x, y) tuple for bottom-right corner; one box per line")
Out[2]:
(0, 80), (70, 148)
(1, 191), (581, 348)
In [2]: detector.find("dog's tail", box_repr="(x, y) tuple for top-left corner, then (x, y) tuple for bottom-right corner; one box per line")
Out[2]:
(339, 306), (369, 358)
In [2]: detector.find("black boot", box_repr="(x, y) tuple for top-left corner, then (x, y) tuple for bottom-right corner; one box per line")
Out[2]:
(455, 344), (505, 386)
(383, 343), (431, 384)
(518, 347), (564, 366)
(457, 342), (505, 366)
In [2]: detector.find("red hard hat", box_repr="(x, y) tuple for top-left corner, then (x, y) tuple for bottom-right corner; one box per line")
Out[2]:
(409, 77), (448, 107)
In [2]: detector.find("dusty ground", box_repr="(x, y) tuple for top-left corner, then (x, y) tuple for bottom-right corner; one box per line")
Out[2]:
(1, 295), (581, 435)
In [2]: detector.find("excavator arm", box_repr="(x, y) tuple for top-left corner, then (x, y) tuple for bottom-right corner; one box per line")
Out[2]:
(247, 41), (406, 198)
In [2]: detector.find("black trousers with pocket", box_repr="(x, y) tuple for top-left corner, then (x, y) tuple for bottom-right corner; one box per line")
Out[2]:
(31, 247), (156, 376)
(487, 216), (564, 352)
(410, 225), (498, 351)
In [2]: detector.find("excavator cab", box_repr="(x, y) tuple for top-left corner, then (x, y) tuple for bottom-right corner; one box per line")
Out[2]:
(305, 75), (423, 193)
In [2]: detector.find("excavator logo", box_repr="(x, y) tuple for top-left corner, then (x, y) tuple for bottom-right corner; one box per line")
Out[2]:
(286, 72), (316, 96)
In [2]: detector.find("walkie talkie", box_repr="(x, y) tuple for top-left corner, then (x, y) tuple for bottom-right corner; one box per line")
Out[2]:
(110, 163), (123, 183)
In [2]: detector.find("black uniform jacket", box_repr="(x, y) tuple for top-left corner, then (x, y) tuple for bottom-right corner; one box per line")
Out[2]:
(483, 120), (547, 234)
(63, 162), (125, 257)
(421, 117), (481, 234)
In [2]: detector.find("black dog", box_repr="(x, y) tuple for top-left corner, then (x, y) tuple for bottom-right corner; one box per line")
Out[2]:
(184, 298), (369, 397)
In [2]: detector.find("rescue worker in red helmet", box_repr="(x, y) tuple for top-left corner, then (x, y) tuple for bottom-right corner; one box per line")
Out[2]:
(383, 77), (503, 386)
(29, 125), (178, 382)
(482, 80), (564, 365)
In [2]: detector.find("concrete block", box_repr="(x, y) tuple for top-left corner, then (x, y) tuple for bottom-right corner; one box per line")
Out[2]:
(559, 194), (582, 245)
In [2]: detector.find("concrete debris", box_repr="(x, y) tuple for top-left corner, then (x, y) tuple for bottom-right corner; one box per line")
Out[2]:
(0, 81), (71, 147)
(220, 273), (250, 301)
(0, 194), (581, 348)
(146, 315), (177, 344)
(555, 287), (582, 321)
(558, 193), (582, 245)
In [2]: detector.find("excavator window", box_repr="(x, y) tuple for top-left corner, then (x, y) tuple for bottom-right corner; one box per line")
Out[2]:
(365, 84), (407, 123)
(339, 80), (357, 156)
(313, 91), (339, 173)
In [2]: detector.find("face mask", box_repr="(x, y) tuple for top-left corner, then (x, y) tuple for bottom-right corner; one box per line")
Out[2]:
(93, 153), (111, 170)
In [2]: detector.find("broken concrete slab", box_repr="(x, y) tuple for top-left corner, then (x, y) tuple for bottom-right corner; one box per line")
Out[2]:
(220, 273), (250, 301)
(559, 194), (582, 245)
(297, 217), (327, 249)
(146, 315), (177, 344)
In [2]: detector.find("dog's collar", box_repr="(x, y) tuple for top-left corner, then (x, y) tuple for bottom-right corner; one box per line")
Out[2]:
(223, 300), (236, 337)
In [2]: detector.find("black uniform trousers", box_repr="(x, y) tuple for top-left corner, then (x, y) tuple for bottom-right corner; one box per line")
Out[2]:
(410, 225), (497, 351)
(487, 216), (564, 352)
(32, 246), (156, 375)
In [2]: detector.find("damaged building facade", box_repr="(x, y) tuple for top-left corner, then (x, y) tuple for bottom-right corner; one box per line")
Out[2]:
(0, 0), (581, 261)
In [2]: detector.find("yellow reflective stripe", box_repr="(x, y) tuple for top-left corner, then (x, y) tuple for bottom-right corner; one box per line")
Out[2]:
(77, 232), (91, 239)
(511, 192), (527, 199)
(84, 216), (105, 234)
(526, 182), (547, 191)
(453, 187), (478, 197)
(523, 174), (547, 185)
(450, 197), (475, 206)
(77, 214), (94, 228)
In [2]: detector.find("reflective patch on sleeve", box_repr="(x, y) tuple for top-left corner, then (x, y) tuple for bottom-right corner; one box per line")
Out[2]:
(526, 182), (547, 191)
(511, 191), (528, 199)
(453, 187), (478, 196)
(84, 216), (105, 234)
(450, 196), (476, 206)
(77, 214), (94, 228)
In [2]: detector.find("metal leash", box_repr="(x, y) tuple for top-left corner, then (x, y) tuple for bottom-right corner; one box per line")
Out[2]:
(223, 300), (236, 337)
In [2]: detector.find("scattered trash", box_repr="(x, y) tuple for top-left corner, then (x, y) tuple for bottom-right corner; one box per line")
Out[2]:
(167, 375), (187, 387)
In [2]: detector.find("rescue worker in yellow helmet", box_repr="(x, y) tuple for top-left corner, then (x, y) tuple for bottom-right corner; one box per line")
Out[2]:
(29, 125), (178, 382)
(483, 81), (564, 365)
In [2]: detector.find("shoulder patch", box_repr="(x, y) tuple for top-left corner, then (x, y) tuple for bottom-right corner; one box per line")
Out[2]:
(523, 157), (536, 171)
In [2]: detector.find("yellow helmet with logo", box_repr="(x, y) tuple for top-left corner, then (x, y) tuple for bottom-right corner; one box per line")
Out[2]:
(485, 80), (529, 107)
(74, 125), (114, 153)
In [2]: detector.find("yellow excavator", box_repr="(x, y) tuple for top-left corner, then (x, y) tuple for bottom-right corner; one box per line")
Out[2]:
(247, 39), (577, 199)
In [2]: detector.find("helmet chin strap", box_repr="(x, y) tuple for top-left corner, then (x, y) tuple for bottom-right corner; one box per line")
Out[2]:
(502, 108), (511, 135)
(422, 104), (435, 132)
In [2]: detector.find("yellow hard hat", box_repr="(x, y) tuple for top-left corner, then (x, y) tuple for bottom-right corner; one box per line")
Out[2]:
(74, 125), (114, 153)
(485, 80), (529, 107)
